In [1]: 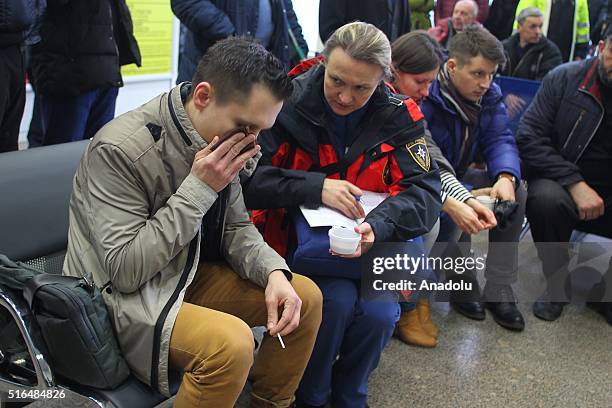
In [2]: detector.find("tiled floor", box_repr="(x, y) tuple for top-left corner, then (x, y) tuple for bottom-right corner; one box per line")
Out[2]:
(237, 235), (612, 407)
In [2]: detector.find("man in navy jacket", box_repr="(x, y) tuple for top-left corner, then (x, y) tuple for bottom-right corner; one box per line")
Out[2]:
(172, 0), (308, 84)
(421, 26), (527, 331)
(516, 25), (612, 325)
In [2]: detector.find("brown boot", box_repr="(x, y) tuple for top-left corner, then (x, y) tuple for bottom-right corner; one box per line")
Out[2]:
(417, 299), (438, 338)
(396, 309), (436, 348)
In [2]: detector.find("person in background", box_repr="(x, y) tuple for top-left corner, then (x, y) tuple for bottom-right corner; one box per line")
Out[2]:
(244, 22), (441, 408)
(0, 0), (31, 152)
(30, 0), (141, 146)
(319, 0), (411, 43)
(172, 0), (308, 84)
(23, 0), (47, 149)
(434, 0), (489, 25)
(421, 26), (527, 332)
(428, 0), (480, 48)
(484, 0), (520, 41)
(588, 0), (608, 46)
(409, 0), (435, 30)
(502, 7), (563, 81)
(501, 7), (563, 121)
(514, 0), (590, 62)
(516, 23), (612, 325)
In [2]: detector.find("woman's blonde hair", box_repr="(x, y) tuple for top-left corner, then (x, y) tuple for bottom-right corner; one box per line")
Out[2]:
(322, 21), (392, 79)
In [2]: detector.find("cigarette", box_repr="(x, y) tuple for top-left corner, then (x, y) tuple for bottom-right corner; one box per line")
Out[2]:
(277, 333), (286, 349)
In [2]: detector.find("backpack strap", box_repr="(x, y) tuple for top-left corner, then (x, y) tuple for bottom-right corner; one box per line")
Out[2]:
(23, 274), (87, 309)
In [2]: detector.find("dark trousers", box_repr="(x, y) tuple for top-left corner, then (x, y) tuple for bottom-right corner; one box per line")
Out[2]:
(27, 92), (44, 148)
(297, 277), (399, 408)
(526, 178), (612, 281)
(0, 45), (26, 153)
(40, 86), (118, 145)
(442, 168), (527, 285)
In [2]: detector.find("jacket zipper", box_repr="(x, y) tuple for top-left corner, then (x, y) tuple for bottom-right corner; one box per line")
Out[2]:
(513, 46), (538, 76)
(562, 110), (585, 151)
(51, 284), (102, 349)
(218, 187), (229, 256)
(150, 238), (198, 390)
(572, 89), (604, 162)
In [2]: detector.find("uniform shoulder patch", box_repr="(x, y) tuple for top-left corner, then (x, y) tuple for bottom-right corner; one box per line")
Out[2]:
(405, 137), (430, 172)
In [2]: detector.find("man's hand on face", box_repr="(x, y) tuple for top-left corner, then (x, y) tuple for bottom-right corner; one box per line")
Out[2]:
(322, 179), (366, 219)
(568, 181), (605, 221)
(491, 177), (516, 202)
(191, 131), (260, 192)
(265, 270), (302, 337)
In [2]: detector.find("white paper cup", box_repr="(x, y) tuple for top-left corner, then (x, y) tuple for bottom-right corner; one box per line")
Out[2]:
(329, 226), (361, 255)
(475, 195), (496, 211)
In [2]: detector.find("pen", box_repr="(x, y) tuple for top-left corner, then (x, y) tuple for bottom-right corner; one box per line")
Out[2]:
(277, 333), (286, 349)
(354, 195), (364, 223)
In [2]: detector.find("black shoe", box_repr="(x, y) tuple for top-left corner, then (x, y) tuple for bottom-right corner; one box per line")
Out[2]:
(533, 296), (567, 321)
(450, 299), (485, 320)
(449, 275), (485, 320)
(484, 284), (525, 331)
(587, 302), (612, 326)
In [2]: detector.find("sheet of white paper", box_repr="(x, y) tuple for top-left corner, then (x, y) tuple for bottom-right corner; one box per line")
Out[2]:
(300, 191), (389, 228)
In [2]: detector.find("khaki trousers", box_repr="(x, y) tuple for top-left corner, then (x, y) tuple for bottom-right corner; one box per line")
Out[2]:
(169, 262), (322, 408)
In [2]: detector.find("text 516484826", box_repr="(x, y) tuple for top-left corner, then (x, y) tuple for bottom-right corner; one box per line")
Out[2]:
(5, 388), (66, 401)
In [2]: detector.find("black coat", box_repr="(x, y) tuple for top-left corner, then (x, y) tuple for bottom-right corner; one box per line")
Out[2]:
(171, 0), (308, 84)
(517, 58), (605, 185)
(0, 0), (32, 47)
(30, 0), (141, 97)
(484, 0), (519, 41)
(502, 33), (563, 81)
(589, 0), (609, 44)
(319, 0), (411, 43)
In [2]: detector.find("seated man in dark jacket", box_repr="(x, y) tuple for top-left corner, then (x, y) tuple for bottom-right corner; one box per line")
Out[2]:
(516, 24), (612, 325)
(502, 7), (563, 81)
(171, 0), (308, 83)
(421, 26), (528, 332)
(244, 22), (441, 408)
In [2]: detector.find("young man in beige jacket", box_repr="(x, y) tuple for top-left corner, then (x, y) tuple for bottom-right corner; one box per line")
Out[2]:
(63, 37), (323, 408)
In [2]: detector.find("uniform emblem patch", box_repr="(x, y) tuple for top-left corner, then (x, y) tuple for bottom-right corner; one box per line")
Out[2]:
(406, 138), (430, 172)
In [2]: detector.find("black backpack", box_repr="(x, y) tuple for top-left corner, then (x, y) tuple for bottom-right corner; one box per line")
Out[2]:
(0, 255), (129, 389)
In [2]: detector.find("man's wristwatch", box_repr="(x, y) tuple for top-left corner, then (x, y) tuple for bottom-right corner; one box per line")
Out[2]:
(497, 173), (516, 186)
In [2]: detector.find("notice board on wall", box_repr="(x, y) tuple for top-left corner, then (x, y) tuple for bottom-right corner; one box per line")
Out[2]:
(122, 0), (174, 76)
